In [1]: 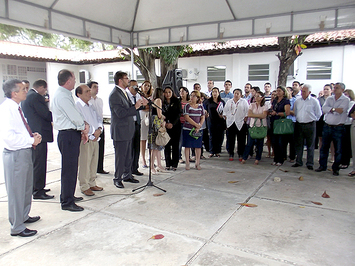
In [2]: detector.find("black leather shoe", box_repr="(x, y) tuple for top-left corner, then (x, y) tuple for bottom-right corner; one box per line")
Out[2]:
(114, 180), (124, 188)
(315, 167), (326, 172)
(43, 188), (51, 192)
(307, 165), (314, 170)
(74, 196), (83, 202)
(24, 216), (40, 223)
(11, 228), (37, 237)
(97, 170), (109, 174)
(61, 203), (84, 212)
(292, 163), (302, 167)
(333, 170), (339, 176)
(132, 171), (143, 176)
(123, 177), (140, 183)
(33, 193), (54, 200)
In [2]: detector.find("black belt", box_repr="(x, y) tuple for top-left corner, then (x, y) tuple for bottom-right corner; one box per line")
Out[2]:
(60, 129), (81, 132)
(297, 121), (315, 125)
(326, 123), (344, 127)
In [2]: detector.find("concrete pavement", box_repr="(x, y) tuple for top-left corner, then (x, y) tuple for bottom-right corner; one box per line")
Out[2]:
(0, 125), (354, 266)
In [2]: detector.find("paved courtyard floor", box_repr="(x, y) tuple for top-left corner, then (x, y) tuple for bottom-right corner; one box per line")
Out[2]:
(0, 125), (354, 265)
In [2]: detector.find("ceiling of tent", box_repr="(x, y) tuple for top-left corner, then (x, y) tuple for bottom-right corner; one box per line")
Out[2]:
(1, 0), (355, 48)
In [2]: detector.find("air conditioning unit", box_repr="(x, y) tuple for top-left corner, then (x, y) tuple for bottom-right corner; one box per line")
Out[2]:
(182, 68), (199, 80)
(79, 70), (91, 83)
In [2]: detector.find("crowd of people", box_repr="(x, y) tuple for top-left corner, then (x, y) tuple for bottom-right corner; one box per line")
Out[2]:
(0, 70), (353, 237)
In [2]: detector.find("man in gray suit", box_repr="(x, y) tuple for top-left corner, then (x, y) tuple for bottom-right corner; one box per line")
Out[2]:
(109, 71), (147, 188)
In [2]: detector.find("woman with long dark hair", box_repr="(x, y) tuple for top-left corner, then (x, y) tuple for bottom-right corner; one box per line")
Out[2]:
(140, 81), (153, 168)
(206, 87), (226, 157)
(162, 86), (182, 171)
(270, 86), (291, 166)
(241, 91), (268, 165)
(178, 87), (190, 163)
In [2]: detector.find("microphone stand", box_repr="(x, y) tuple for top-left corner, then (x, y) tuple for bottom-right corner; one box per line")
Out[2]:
(132, 89), (166, 193)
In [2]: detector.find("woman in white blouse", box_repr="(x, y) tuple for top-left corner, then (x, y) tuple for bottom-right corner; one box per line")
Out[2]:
(223, 88), (249, 161)
(241, 91), (268, 165)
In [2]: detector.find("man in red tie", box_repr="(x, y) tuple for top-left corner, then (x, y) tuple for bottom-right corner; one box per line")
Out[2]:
(0, 79), (42, 237)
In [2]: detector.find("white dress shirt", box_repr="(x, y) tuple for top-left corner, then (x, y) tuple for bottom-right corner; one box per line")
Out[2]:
(322, 94), (350, 125)
(0, 98), (34, 150)
(126, 89), (142, 122)
(223, 98), (249, 130)
(89, 96), (103, 122)
(75, 98), (103, 140)
(294, 95), (322, 123)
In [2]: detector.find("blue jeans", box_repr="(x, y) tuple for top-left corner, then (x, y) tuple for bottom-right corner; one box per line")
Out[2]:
(243, 133), (264, 161)
(319, 124), (345, 171)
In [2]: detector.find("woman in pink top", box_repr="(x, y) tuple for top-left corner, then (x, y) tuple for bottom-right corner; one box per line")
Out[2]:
(241, 91), (268, 165)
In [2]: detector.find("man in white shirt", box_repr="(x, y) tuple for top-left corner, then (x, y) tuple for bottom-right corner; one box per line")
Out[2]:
(75, 84), (104, 196)
(292, 84), (322, 170)
(88, 81), (109, 174)
(292, 81), (302, 99)
(0, 79), (42, 237)
(206, 80), (214, 98)
(315, 82), (349, 176)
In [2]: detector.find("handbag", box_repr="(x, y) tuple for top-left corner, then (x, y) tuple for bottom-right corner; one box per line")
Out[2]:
(248, 119), (267, 139)
(155, 126), (170, 146)
(189, 127), (203, 139)
(273, 117), (294, 135)
(144, 113), (149, 126)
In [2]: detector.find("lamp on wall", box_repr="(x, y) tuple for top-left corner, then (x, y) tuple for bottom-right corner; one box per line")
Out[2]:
(145, 35), (150, 46)
(319, 16), (326, 30)
(266, 23), (272, 35)
(180, 32), (184, 43)
(219, 27), (225, 39)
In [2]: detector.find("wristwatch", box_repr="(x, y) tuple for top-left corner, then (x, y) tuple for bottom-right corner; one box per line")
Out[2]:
(331, 108), (335, 113)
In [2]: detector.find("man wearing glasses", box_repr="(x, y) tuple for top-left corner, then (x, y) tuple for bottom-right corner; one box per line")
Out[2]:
(109, 71), (147, 188)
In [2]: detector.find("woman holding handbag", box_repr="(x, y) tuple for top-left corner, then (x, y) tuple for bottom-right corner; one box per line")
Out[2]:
(270, 86), (291, 166)
(162, 86), (182, 171)
(182, 90), (205, 170)
(241, 91), (268, 165)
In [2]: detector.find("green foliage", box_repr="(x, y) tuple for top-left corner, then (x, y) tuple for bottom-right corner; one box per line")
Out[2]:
(138, 45), (192, 65)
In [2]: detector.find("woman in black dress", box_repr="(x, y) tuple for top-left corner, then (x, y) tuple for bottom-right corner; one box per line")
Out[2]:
(205, 87), (226, 157)
(162, 86), (182, 171)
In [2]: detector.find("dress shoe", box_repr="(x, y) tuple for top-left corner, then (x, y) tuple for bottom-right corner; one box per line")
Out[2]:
(97, 170), (109, 174)
(333, 170), (339, 176)
(74, 196), (83, 202)
(132, 171), (143, 176)
(43, 188), (50, 192)
(307, 165), (314, 170)
(114, 180), (124, 188)
(90, 186), (103, 191)
(123, 177), (140, 183)
(82, 189), (95, 196)
(11, 228), (37, 237)
(292, 163), (302, 167)
(315, 167), (326, 172)
(33, 193), (54, 200)
(24, 216), (40, 223)
(62, 203), (84, 212)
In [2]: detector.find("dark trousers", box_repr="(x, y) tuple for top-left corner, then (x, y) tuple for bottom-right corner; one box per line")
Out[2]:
(165, 123), (181, 168)
(210, 123), (224, 154)
(272, 132), (288, 164)
(97, 127), (106, 172)
(319, 124), (345, 171)
(131, 123), (141, 172)
(227, 123), (247, 157)
(340, 124), (351, 166)
(285, 122), (296, 160)
(295, 121), (316, 166)
(243, 133), (264, 161)
(202, 126), (210, 156)
(57, 130), (81, 207)
(32, 141), (48, 196)
(113, 139), (132, 182)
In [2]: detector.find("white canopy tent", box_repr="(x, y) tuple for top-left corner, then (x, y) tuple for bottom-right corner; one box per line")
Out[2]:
(0, 0), (355, 48)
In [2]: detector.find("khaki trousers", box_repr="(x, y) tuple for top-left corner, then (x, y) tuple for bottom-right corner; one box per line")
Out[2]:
(78, 140), (99, 191)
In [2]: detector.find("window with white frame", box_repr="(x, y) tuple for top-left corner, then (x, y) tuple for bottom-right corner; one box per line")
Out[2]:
(108, 71), (114, 84)
(248, 64), (269, 81)
(207, 66), (226, 82)
(307, 61), (332, 80)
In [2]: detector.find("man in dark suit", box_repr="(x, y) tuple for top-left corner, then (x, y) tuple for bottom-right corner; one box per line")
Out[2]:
(22, 79), (54, 200)
(109, 71), (147, 188)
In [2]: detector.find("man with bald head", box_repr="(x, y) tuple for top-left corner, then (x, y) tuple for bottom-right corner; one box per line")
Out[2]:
(292, 84), (322, 170)
(75, 84), (103, 196)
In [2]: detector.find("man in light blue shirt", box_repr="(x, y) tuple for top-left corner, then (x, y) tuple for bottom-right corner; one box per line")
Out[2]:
(292, 84), (322, 170)
(220, 80), (234, 103)
(315, 82), (349, 176)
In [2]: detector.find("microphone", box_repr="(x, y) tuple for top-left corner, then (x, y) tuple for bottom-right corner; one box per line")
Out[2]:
(132, 85), (140, 92)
